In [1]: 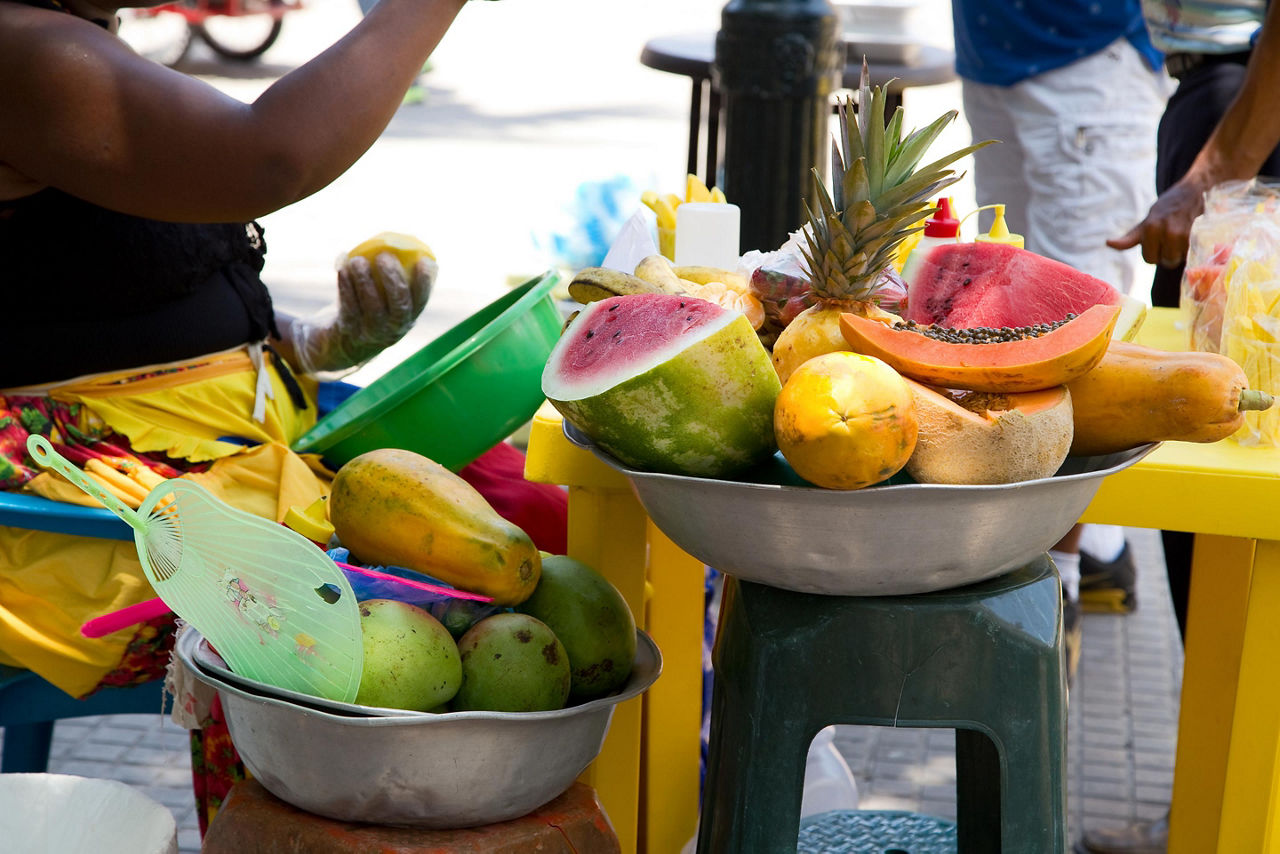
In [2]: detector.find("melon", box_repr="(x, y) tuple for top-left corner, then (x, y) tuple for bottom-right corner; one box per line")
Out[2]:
(542, 293), (781, 477)
(904, 242), (1145, 340)
(905, 380), (1073, 485)
(839, 303), (1119, 393)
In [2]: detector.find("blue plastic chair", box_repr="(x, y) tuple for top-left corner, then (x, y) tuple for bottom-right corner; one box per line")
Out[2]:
(0, 491), (168, 773)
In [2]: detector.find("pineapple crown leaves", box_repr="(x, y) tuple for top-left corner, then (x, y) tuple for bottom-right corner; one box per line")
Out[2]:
(809, 61), (997, 277)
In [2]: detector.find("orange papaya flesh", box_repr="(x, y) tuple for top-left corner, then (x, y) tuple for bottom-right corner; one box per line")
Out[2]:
(839, 303), (1119, 393)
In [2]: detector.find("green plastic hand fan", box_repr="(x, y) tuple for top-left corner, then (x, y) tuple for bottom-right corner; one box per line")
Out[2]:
(27, 435), (363, 702)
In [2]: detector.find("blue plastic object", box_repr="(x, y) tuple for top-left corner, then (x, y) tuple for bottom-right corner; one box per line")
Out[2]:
(0, 490), (156, 775)
(0, 491), (130, 541)
(799, 810), (958, 854)
(0, 665), (166, 773)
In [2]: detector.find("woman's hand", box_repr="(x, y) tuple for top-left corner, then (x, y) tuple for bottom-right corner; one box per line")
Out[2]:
(286, 252), (436, 376)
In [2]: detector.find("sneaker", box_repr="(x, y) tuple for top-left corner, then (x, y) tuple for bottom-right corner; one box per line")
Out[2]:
(1063, 594), (1082, 687)
(1075, 811), (1168, 853)
(1078, 541), (1137, 614)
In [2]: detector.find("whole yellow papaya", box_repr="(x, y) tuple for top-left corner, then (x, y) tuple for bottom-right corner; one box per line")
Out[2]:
(329, 448), (541, 606)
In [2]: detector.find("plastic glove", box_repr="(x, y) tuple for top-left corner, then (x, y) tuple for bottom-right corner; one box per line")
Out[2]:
(289, 252), (436, 376)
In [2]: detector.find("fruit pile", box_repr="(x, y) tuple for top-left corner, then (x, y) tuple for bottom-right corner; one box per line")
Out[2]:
(541, 71), (1275, 491)
(329, 448), (636, 713)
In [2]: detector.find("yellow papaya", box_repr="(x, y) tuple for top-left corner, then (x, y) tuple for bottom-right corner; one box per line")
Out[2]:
(329, 449), (541, 606)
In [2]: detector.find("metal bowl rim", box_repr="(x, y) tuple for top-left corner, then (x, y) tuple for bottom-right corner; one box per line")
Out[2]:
(176, 624), (662, 724)
(562, 420), (1159, 495)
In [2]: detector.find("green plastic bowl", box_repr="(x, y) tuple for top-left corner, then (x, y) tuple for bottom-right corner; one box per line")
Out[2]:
(293, 271), (564, 471)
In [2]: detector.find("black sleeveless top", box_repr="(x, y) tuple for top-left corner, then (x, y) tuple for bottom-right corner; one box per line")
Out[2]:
(0, 189), (279, 387)
(0, 0), (279, 387)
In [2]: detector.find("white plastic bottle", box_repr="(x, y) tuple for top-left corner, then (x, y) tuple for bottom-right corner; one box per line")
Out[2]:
(899, 196), (961, 288)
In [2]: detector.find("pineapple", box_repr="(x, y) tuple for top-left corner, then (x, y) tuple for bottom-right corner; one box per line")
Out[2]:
(771, 65), (992, 384)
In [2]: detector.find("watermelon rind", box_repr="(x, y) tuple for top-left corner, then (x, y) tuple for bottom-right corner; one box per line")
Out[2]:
(542, 298), (781, 477)
(1114, 293), (1148, 341)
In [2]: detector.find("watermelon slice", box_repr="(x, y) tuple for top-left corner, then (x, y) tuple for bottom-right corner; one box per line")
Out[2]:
(542, 293), (781, 477)
(904, 243), (1145, 338)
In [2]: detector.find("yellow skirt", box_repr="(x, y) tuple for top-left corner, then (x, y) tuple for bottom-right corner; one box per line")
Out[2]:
(0, 347), (333, 697)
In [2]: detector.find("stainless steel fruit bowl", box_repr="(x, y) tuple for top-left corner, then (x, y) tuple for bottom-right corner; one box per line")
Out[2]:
(564, 421), (1157, 596)
(175, 625), (661, 828)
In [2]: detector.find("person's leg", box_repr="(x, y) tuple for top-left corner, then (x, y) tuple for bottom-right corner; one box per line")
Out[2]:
(962, 77), (1097, 677)
(1002, 41), (1168, 623)
(1013, 38), (1168, 293)
(961, 79), (1030, 236)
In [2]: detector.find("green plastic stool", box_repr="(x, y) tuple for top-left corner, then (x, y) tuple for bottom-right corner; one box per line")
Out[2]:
(799, 810), (957, 853)
(696, 556), (1066, 854)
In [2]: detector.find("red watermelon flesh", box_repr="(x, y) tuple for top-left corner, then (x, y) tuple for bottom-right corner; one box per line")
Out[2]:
(903, 242), (1122, 327)
(545, 293), (729, 396)
(541, 292), (782, 477)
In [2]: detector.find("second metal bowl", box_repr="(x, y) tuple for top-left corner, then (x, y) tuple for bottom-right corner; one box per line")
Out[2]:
(176, 625), (661, 828)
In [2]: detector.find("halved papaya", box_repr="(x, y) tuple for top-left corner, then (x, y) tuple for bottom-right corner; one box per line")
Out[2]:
(839, 303), (1119, 393)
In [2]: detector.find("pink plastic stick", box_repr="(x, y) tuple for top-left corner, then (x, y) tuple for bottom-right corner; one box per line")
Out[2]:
(333, 561), (493, 602)
(80, 560), (493, 638)
(81, 597), (171, 638)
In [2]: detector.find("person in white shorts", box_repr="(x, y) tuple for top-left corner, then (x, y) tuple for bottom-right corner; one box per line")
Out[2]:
(950, 0), (1172, 673)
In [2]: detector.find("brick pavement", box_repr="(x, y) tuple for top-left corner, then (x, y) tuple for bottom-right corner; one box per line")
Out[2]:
(2, 525), (1180, 853)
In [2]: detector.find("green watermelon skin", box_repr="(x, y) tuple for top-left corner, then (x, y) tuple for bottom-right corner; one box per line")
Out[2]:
(543, 295), (781, 477)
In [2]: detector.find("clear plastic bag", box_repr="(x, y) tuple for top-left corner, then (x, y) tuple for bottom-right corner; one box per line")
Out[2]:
(1183, 179), (1280, 446)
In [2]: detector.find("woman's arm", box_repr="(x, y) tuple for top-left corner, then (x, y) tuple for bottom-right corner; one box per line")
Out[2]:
(0, 0), (465, 222)
(1108, 1), (1280, 267)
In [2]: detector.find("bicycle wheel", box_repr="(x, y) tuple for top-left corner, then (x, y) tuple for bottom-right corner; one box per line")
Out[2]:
(195, 0), (284, 62)
(117, 7), (194, 67)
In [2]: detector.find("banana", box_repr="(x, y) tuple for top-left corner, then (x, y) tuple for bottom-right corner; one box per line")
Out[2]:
(634, 254), (687, 293)
(685, 174), (712, 203)
(710, 186), (727, 203)
(567, 267), (679, 304)
(641, 192), (679, 231)
(673, 265), (750, 292)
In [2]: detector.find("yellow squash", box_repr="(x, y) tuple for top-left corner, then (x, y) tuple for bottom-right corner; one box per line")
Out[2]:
(1066, 341), (1274, 455)
(329, 449), (541, 606)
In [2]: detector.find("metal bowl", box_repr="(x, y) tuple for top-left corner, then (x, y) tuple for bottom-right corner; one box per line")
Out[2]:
(175, 626), (661, 828)
(564, 422), (1157, 596)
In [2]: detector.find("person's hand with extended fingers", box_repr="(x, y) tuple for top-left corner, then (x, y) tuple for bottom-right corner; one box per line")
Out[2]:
(287, 251), (437, 376)
(1106, 172), (1216, 268)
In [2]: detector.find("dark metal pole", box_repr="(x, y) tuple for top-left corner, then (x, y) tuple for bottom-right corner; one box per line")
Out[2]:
(714, 0), (840, 254)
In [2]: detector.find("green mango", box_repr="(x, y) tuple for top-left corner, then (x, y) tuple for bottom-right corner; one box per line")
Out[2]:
(354, 599), (461, 712)
(517, 555), (636, 700)
(451, 613), (570, 712)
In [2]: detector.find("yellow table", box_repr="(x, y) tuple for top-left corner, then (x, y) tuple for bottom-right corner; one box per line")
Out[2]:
(525, 406), (705, 854)
(1081, 306), (1280, 854)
